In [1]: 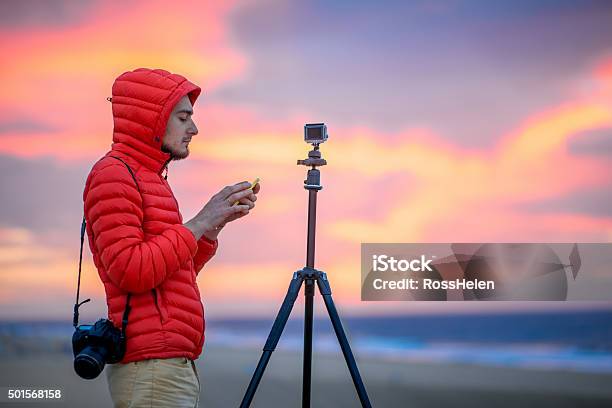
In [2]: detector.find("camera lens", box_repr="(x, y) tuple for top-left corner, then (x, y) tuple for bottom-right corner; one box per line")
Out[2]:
(74, 346), (107, 379)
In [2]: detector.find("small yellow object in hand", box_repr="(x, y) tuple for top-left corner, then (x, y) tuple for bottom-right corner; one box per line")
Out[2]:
(232, 178), (260, 206)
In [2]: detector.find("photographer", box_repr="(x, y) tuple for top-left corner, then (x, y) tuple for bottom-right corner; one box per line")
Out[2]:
(82, 68), (259, 407)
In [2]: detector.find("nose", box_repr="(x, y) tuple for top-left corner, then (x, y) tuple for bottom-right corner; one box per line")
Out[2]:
(189, 121), (198, 136)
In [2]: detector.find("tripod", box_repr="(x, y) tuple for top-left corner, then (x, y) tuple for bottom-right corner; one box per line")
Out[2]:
(240, 144), (372, 407)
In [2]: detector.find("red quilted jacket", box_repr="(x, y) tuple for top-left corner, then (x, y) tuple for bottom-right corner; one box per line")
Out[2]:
(83, 68), (216, 363)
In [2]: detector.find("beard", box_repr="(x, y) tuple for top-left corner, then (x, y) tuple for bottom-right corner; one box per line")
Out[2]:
(161, 141), (189, 160)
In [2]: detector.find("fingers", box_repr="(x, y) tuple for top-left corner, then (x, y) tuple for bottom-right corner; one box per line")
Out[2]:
(227, 189), (256, 206)
(225, 203), (249, 213)
(220, 181), (251, 199)
(222, 205), (250, 220)
(252, 183), (261, 194)
(236, 196), (255, 209)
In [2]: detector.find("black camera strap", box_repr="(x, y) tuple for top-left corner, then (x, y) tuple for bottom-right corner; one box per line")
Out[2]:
(74, 155), (140, 340)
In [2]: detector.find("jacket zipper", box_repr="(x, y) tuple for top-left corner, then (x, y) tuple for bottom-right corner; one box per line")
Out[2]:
(159, 158), (171, 182)
(159, 159), (181, 212)
(198, 294), (205, 349)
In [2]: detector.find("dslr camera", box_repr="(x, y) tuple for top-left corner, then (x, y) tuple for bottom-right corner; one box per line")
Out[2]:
(72, 318), (127, 379)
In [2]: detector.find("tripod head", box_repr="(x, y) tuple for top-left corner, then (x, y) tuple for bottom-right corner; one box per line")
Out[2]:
(297, 145), (327, 168)
(297, 145), (326, 191)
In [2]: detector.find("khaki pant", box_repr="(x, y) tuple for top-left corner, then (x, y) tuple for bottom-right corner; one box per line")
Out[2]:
(106, 357), (201, 407)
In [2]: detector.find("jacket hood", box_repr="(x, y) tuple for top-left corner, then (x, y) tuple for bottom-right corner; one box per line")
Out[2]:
(110, 68), (201, 172)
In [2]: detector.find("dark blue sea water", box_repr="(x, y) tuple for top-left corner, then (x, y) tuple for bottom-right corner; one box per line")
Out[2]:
(2, 310), (611, 373)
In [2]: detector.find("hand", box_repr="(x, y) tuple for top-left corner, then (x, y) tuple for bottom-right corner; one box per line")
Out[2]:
(184, 181), (260, 241)
(215, 181), (261, 236)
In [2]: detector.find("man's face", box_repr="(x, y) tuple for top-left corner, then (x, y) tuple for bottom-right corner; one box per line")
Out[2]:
(161, 95), (198, 160)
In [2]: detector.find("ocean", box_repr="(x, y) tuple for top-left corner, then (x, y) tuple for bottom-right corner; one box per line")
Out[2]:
(2, 310), (611, 373)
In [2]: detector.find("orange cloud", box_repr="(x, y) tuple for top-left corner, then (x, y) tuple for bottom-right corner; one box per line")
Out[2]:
(327, 100), (612, 243)
(0, 0), (246, 162)
(0, 0), (245, 96)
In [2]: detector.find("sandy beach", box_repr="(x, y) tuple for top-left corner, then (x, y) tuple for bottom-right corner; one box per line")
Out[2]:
(1, 346), (611, 407)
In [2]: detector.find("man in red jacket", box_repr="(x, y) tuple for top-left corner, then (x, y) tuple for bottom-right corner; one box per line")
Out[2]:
(83, 68), (259, 407)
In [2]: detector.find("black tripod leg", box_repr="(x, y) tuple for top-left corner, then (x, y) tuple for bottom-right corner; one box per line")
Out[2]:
(316, 273), (372, 408)
(240, 272), (304, 408)
(303, 277), (314, 407)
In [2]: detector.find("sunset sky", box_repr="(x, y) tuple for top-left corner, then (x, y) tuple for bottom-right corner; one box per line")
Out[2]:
(0, 0), (611, 320)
